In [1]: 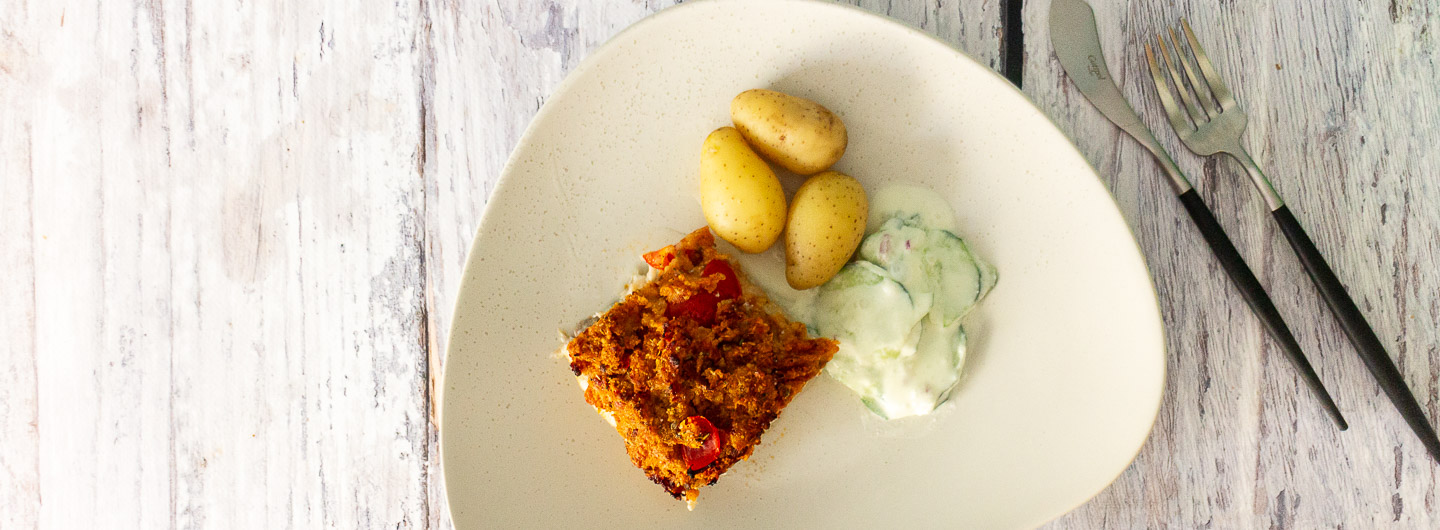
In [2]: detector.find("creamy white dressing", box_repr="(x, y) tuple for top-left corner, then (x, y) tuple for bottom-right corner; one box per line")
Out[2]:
(867, 184), (962, 234)
(726, 185), (993, 419)
(818, 185), (996, 418)
(720, 184), (995, 419)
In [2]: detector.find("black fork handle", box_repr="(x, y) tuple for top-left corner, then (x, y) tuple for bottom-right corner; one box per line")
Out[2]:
(1177, 190), (1348, 430)
(1272, 206), (1440, 462)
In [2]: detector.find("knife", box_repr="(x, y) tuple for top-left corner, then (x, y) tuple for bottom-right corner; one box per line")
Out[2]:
(1049, 0), (1347, 430)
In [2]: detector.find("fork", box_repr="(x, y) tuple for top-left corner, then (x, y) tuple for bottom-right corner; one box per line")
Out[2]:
(1146, 20), (1440, 464)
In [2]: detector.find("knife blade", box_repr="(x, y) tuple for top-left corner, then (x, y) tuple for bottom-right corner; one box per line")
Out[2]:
(1049, 0), (1190, 195)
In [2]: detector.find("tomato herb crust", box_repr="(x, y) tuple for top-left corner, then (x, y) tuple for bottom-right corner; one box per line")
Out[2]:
(567, 228), (837, 504)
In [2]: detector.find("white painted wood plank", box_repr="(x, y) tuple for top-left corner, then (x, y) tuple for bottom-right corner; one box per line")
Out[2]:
(1024, 0), (1440, 527)
(422, 0), (1003, 525)
(4, 0), (435, 527)
(0, 6), (41, 525)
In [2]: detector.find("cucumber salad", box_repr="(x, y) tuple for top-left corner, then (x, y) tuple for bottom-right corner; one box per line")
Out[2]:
(812, 185), (997, 419)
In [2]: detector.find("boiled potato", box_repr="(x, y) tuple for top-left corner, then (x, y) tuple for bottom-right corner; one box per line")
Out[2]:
(786, 171), (868, 289)
(730, 89), (848, 175)
(700, 127), (787, 253)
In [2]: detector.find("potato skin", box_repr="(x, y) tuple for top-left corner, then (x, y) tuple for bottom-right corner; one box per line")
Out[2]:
(785, 171), (869, 289)
(700, 127), (787, 253)
(730, 89), (848, 176)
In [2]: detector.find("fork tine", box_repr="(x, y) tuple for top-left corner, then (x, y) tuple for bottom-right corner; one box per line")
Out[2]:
(1156, 34), (1209, 125)
(1145, 43), (1197, 133)
(1169, 27), (1221, 117)
(1182, 19), (1235, 107)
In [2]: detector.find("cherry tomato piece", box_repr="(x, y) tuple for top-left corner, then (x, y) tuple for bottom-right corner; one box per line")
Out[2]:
(643, 248), (674, 269)
(702, 260), (742, 300)
(683, 416), (725, 471)
(666, 292), (718, 324)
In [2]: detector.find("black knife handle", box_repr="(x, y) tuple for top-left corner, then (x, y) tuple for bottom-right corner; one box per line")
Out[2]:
(1177, 190), (1347, 429)
(1272, 205), (1440, 461)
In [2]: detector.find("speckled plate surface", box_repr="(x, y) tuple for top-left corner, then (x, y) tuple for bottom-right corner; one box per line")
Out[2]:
(441, 0), (1166, 527)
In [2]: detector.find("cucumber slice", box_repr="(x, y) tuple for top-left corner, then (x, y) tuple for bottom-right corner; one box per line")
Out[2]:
(858, 218), (929, 274)
(860, 397), (891, 419)
(922, 230), (983, 326)
(814, 262), (929, 348)
(976, 255), (998, 300)
(947, 231), (998, 301)
(855, 221), (993, 327)
(816, 198), (998, 419)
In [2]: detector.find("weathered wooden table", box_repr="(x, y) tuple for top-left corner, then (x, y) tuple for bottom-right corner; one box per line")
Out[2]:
(4, 0), (1438, 527)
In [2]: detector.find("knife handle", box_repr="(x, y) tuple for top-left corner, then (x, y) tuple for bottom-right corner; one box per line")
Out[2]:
(1272, 206), (1440, 461)
(1177, 190), (1347, 430)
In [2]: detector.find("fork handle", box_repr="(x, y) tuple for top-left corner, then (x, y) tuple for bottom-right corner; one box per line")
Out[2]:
(1230, 148), (1285, 211)
(1271, 206), (1440, 462)
(1177, 190), (1347, 430)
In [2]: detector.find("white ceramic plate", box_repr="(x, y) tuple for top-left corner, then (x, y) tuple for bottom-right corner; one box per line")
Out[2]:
(441, 0), (1165, 527)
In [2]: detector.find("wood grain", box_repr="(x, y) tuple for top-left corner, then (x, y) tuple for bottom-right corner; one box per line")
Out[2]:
(1, 20), (41, 526)
(3, 0), (433, 526)
(1025, 0), (1440, 528)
